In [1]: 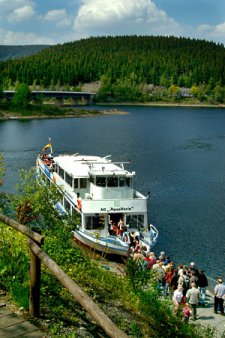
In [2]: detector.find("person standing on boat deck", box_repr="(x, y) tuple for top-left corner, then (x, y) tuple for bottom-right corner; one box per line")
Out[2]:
(198, 270), (208, 306)
(111, 223), (119, 236)
(108, 220), (113, 235)
(133, 236), (141, 253)
(186, 282), (200, 320)
(129, 231), (136, 249)
(118, 218), (124, 229)
(214, 278), (225, 315)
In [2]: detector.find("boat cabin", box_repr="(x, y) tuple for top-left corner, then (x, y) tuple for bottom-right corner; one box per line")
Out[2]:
(37, 153), (148, 238)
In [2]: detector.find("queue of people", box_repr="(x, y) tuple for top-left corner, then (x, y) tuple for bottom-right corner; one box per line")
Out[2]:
(108, 219), (225, 322)
(129, 245), (225, 322)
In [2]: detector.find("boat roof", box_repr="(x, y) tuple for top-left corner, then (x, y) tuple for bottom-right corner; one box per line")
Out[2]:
(54, 154), (135, 178)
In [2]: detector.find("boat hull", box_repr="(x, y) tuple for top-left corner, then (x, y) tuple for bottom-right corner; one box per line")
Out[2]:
(72, 230), (129, 257)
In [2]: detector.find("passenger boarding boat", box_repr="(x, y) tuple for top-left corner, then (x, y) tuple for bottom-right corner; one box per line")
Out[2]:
(36, 142), (158, 257)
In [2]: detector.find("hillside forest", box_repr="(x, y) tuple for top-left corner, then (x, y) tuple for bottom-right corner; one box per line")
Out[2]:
(1, 35), (225, 103)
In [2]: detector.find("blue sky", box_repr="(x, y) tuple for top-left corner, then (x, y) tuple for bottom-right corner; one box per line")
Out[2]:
(0, 0), (225, 45)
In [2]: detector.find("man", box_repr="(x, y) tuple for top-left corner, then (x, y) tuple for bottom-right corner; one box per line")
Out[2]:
(198, 270), (208, 306)
(214, 278), (225, 315)
(186, 282), (200, 320)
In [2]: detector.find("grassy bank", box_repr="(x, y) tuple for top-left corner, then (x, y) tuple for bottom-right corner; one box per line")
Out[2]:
(0, 102), (106, 120)
(0, 218), (216, 338)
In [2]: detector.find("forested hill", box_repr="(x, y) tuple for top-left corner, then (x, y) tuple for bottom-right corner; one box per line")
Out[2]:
(0, 45), (49, 61)
(1, 35), (225, 89)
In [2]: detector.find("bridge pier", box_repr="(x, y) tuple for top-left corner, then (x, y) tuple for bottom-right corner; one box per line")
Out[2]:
(55, 98), (64, 106)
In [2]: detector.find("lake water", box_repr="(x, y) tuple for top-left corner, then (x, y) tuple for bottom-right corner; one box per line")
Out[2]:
(1, 105), (225, 280)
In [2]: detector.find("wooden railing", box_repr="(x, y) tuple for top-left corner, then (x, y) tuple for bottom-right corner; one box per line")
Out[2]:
(0, 214), (128, 338)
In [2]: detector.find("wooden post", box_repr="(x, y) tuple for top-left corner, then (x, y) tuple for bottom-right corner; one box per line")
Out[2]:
(0, 215), (44, 318)
(28, 231), (41, 317)
(29, 240), (128, 338)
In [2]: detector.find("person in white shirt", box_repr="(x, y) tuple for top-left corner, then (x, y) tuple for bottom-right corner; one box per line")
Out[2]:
(214, 278), (225, 315)
(173, 285), (183, 310)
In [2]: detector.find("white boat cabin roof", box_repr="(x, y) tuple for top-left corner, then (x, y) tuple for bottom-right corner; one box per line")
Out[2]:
(54, 154), (135, 178)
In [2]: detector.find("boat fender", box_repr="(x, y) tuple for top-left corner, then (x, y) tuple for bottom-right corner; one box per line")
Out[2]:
(52, 175), (56, 183)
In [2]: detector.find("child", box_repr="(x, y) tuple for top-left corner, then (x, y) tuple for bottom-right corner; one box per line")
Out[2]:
(183, 303), (192, 323)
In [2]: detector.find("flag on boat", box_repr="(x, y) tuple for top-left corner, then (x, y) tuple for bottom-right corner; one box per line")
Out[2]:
(43, 143), (52, 152)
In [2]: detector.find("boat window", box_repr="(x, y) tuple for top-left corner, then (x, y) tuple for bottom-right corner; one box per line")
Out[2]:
(89, 175), (94, 183)
(119, 177), (125, 187)
(96, 176), (106, 187)
(107, 176), (118, 187)
(80, 178), (87, 189)
(72, 207), (80, 221)
(126, 178), (131, 187)
(64, 198), (71, 213)
(58, 167), (64, 179)
(74, 178), (78, 189)
(126, 215), (144, 230)
(65, 172), (73, 187)
(86, 215), (105, 230)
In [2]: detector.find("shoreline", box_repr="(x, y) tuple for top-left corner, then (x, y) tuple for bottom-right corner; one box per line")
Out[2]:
(97, 102), (225, 108)
(1, 102), (225, 120)
(0, 108), (128, 120)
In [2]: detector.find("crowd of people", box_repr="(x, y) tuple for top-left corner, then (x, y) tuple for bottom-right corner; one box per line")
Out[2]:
(108, 221), (225, 323)
(130, 246), (225, 322)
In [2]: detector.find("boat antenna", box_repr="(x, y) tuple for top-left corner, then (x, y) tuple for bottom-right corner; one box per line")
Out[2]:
(146, 191), (151, 198)
(49, 137), (53, 154)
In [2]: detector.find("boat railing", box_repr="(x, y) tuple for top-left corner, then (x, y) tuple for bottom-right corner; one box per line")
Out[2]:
(206, 276), (217, 295)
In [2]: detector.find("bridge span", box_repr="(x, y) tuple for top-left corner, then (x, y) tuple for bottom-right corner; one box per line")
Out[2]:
(3, 90), (96, 105)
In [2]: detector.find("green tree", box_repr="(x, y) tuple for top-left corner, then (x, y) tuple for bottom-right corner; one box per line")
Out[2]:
(168, 84), (181, 97)
(213, 84), (225, 103)
(12, 168), (64, 230)
(13, 83), (31, 111)
(190, 85), (199, 97)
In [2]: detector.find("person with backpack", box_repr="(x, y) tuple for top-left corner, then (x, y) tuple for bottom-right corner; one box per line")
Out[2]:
(198, 270), (208, 306)
(182, 270), (190, 297)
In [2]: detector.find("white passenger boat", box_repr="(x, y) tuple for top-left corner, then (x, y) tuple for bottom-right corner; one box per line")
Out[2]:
(36, 142), (158, 257)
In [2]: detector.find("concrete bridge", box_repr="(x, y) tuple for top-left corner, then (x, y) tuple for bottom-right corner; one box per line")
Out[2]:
(3, 90), (96, 105)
